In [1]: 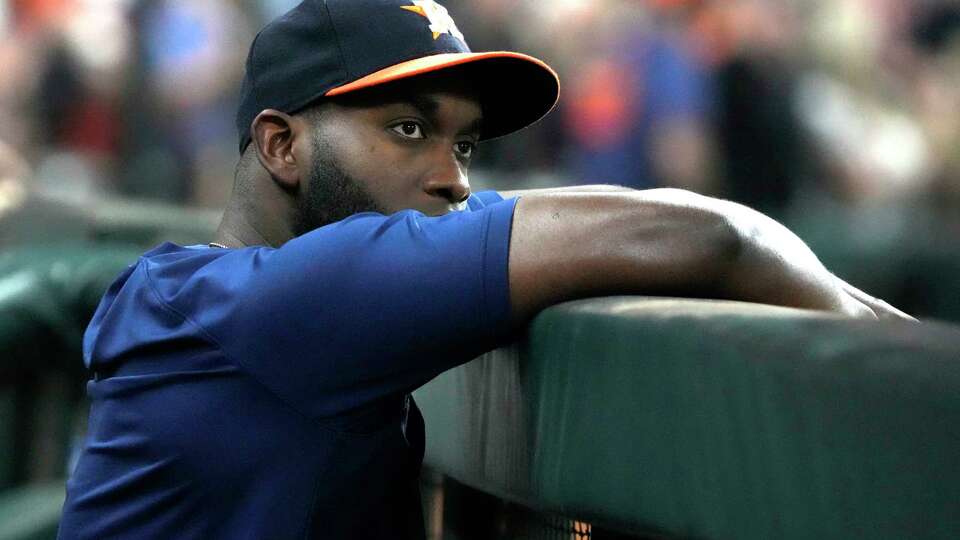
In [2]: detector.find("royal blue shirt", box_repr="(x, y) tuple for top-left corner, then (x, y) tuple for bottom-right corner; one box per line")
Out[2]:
(58, 192), (517, 539)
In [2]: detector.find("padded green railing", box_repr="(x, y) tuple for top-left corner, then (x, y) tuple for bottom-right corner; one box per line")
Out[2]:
(414, 298), (960, 539)
(0, 482), (65, 540)
(0, 244), (144, 539)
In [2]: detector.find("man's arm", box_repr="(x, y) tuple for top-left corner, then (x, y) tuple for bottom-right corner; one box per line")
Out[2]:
(506, 187), (907, 322)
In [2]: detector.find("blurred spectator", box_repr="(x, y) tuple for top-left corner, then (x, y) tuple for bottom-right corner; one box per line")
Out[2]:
(709, 0), (816, 218)
(0, 0), (58, 160)
(440, 0), (567, 181)
(797, 0), (937, 209)
(909, 1), (960, 236)
(560, 1), (715, 192)
(29, 0), (130, 201)
(119, 0), (251, 206)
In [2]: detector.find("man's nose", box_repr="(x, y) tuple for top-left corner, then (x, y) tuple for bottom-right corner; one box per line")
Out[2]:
(421, 146), (470, 205)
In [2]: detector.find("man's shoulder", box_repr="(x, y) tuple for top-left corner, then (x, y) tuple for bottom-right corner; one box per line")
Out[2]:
(138, 242), (259, 298)
(140, 241), (233, 272)
(82, 243), (249, 365)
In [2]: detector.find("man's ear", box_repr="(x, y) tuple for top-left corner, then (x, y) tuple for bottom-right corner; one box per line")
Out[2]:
(250, 109), (305, 190)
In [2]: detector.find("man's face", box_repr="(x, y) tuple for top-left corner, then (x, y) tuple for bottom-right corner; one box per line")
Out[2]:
(295, 74), (482, 234)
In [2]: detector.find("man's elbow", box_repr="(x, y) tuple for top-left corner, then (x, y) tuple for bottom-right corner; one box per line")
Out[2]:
(620, 188), (744, 295)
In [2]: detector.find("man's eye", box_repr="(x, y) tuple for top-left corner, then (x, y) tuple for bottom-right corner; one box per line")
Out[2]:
(455, 141), (475, 159)
(390, 121), (424, 139)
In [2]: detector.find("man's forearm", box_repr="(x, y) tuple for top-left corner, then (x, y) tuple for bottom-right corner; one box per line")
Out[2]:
(508, 188), (740, 320)
(506, 186), (894, 321)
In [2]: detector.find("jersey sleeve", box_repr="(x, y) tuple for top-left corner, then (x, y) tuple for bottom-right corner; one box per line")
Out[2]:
(149, 197), (517, 420)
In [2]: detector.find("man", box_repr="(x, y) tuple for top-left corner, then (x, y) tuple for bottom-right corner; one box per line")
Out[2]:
(57, 1), (911, 538)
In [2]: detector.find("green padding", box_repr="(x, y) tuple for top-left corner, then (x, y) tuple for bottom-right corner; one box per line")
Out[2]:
(0, 245), (144, 323)
(415, 298), (960, 539)
(0, 245), (142, 374)
(0, 246), (142, 537)
(0, 481), (65, 540)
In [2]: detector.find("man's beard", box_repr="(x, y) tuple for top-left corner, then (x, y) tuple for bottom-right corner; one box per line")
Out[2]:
(293, 138), (386, 236)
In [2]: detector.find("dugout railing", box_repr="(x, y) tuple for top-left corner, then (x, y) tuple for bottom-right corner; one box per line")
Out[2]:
(413, 297), (960, 539)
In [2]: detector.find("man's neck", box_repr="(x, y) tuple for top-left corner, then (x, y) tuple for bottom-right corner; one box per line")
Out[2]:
(213, 201), (293, 249)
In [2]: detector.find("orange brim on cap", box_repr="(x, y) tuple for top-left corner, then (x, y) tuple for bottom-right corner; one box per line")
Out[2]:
(326, 51), (556, 96)
(325, 51), (561, 140)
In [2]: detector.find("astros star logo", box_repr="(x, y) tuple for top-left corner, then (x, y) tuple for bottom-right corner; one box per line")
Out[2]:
(401, 0), (465, 42)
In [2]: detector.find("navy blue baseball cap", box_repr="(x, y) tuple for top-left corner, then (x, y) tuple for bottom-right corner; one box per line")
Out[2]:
(236, 0), (561, 153)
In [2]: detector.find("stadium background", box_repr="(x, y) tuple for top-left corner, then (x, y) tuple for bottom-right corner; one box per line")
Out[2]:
(0, 0), (959, 539)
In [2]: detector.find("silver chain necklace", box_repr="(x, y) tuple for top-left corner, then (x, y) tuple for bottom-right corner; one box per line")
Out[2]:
(208, 242), (229, 249)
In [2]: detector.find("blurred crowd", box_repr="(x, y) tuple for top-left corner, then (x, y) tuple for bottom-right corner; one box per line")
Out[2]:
(0, 0), (957, 315)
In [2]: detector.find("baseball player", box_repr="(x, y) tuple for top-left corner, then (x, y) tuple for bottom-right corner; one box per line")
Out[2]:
(57, 0), (912, 538)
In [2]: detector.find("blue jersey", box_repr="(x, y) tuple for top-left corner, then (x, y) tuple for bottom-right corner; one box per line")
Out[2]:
(58, 192), (517, 539)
